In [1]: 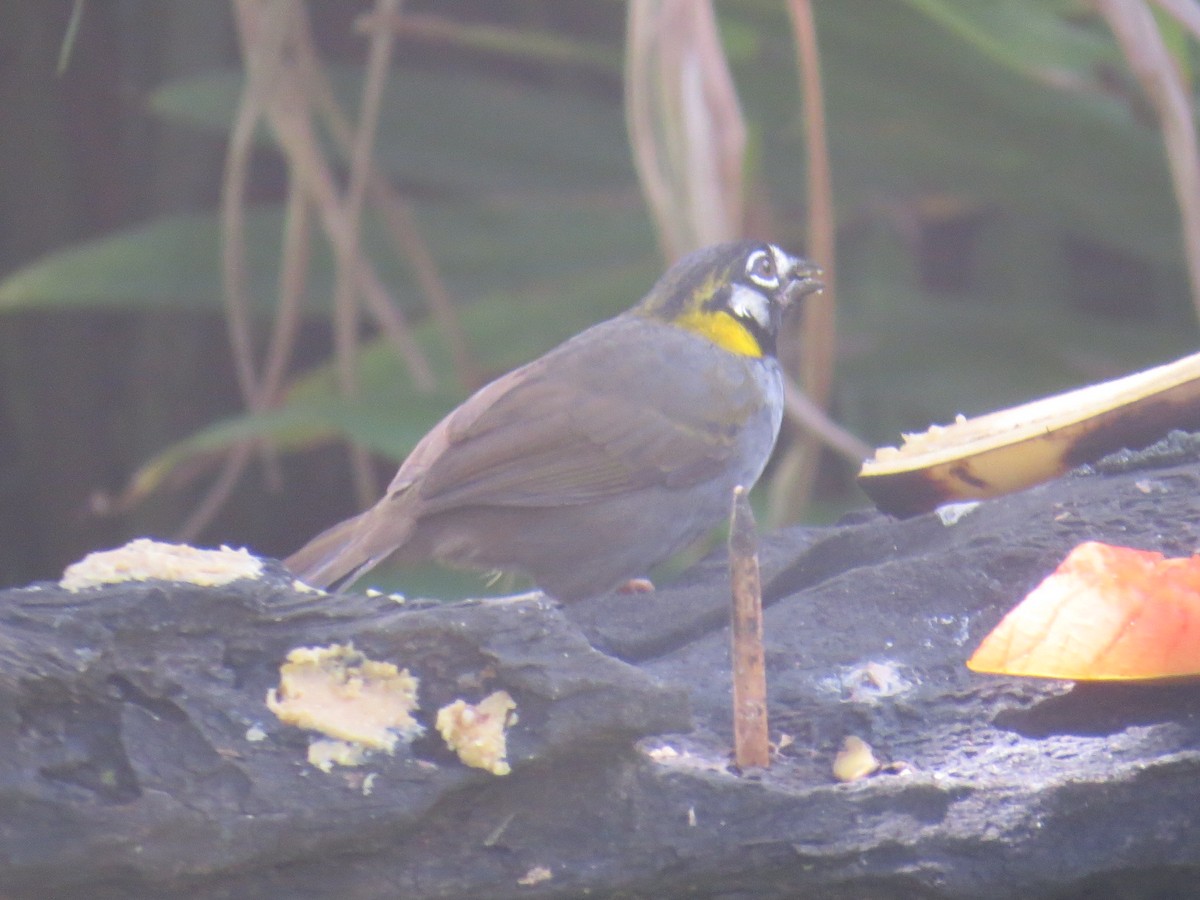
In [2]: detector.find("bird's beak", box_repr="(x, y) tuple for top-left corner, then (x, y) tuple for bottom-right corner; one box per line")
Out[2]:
(781, 260), (824, 306)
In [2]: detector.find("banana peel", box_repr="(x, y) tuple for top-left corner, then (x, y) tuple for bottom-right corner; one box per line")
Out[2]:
(858, 349), (1200, 517)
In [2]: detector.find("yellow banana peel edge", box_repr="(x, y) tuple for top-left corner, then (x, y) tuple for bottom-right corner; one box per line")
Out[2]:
(858, 349), (1200, 517)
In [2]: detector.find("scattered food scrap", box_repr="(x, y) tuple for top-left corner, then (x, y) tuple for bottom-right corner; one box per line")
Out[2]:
(307, 738), (371, 773)
(968, 541), (1200, 680)
(436, 690), (517, 776)
(60, 538), (262, 591)
(935, 501), (980, 526)
(639, 741), (732, 774)
(833, 735), (880, 783)
(644, 744), (679, 763)
(267, 643), (423, 769)
(836, 660), (914, 704)
(517, 866), (552, 886)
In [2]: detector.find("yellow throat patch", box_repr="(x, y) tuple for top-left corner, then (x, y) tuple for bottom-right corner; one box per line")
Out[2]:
(674, 307), (763, 358)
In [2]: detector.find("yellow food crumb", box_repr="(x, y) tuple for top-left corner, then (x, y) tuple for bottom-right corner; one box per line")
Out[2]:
(833, 735), (880, 783)
(266, 643), (422, 755)
(517, 865), (552, 886)
(61, 538), (263, 591)
(307, 738), (371, 772)
(436, 690), (517, 776)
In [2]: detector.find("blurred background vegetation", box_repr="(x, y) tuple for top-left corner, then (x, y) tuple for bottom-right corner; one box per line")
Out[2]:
(1, 0), (1198, 595)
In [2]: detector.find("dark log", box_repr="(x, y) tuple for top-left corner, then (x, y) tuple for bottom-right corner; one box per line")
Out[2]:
(4, 433), (1200, 898)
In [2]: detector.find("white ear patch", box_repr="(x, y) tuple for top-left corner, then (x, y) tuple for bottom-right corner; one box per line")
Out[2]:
(729, 283), (771, 329)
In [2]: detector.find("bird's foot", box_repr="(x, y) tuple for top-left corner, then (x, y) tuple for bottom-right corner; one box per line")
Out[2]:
(617, 577), (656, 594)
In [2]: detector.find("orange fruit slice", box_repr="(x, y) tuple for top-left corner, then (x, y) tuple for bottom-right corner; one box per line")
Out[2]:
(967, 541), (1200, 680)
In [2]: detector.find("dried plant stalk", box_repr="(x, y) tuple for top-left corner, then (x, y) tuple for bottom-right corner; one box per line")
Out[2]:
(326, 0), (401, 503)
(783, 379), (870, 463)
(179, 0), (438, 534)
(175, 0), (306, 540)
(770, 0), (840, 524)
(183, 189), (313, 538)
(788, 0), (837, 405)
(1102, 0), (1200, 322)
(310, 16), (477, 388)
(729, 485), (769, 770)
(625, 0), (746, 259)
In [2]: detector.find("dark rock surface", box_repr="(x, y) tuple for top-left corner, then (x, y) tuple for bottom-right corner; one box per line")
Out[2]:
(2, 436), (1200, 899)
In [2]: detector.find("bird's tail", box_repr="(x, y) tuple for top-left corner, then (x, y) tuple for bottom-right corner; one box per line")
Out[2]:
(284, 509), (390, 590)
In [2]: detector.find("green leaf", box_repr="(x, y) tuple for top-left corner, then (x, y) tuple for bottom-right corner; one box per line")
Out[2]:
(125, 393), (455, 503)
(898, 0), (1115, 81)
(149, 66), (636, 193)
(0, 210), (272, 314)
(0, 199), (656, 314)
(732, 1), (1184, 272)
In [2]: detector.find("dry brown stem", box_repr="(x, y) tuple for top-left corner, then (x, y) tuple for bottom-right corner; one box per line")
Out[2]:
(770, 0), (840, 524)
(182, 0), (449, 535)
(729, 485), (769, 770)
(624, 0), (746, 260)
(1103, 0), (1200, 321)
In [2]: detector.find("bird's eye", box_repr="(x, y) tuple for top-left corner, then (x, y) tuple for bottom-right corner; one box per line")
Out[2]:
(746, 249), (779, 288)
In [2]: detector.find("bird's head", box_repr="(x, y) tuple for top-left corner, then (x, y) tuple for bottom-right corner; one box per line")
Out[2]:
(638, 241), (824, 358)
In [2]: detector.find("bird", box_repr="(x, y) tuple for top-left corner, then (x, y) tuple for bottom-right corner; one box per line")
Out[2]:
(285, 241), (823, 601)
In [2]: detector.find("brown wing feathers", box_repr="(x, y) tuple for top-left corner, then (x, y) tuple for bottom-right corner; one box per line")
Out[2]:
(285, 316), (750, 588)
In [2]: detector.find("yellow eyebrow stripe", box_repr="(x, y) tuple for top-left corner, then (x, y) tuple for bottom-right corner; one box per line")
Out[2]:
(674, 308), (763, 358)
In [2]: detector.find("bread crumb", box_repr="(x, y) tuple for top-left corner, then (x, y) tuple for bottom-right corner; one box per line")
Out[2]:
(61, 538), (262, 591)
(307, 738), (372, 772)
(267, 644), (422, 763)
(833, 735), (880, 782)
(436, 690), (517, 776)
(517, 865), (552, 886)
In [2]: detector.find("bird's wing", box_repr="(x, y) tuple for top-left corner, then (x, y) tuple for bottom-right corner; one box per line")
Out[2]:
(391, 316), (762, 512)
